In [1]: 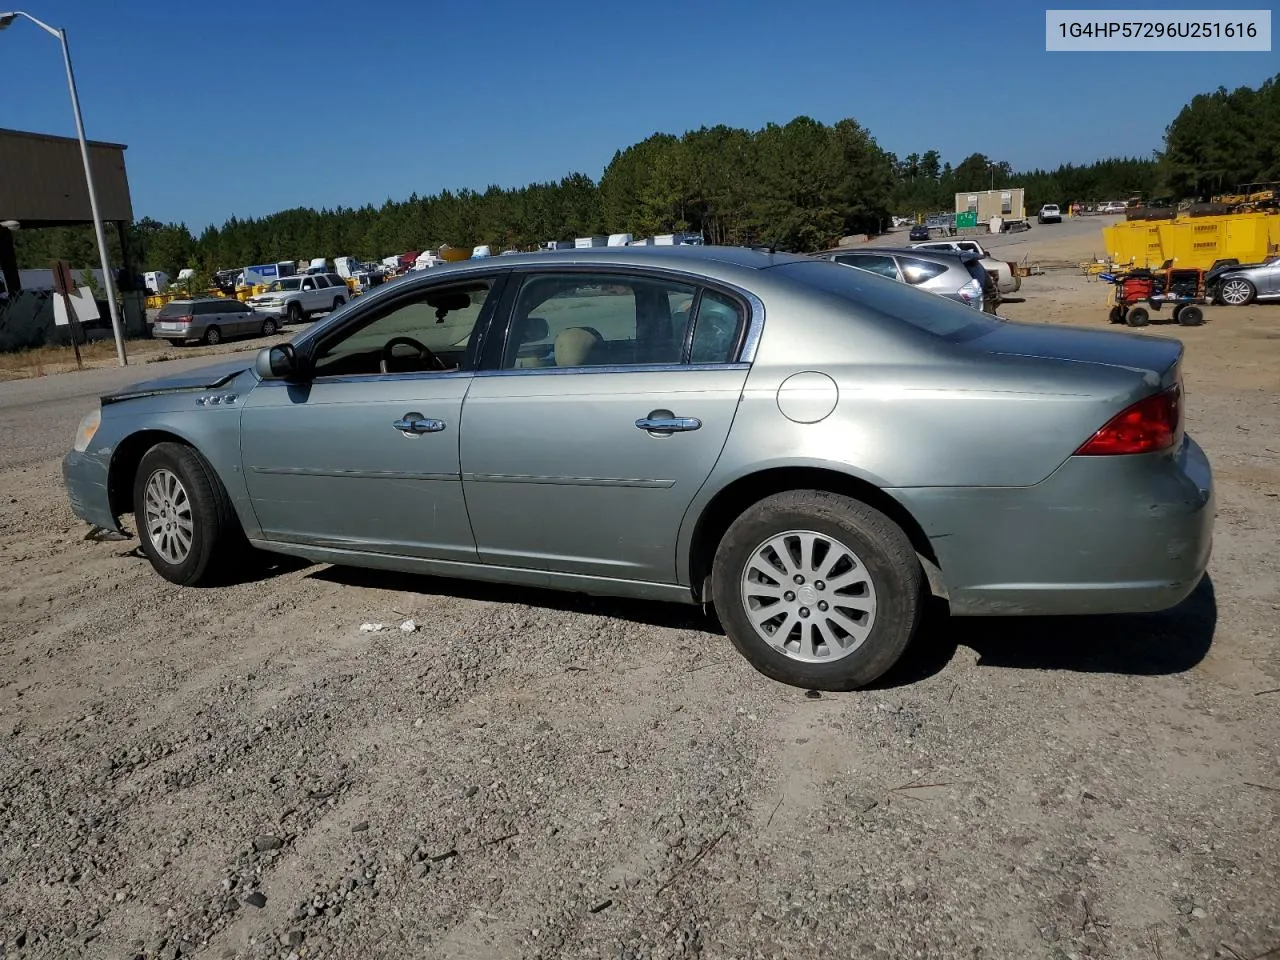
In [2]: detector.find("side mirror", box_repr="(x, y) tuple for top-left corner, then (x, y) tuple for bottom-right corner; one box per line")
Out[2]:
(256, 343), (298, 380)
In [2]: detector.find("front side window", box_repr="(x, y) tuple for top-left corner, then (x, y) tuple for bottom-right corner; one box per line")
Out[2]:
(502, 273), (697, 369)
(310, 278), (497, 378)
(302, 278), (316, 291)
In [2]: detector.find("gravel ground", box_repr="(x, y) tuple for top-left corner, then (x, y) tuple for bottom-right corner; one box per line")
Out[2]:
(1, 230), (1278, 960)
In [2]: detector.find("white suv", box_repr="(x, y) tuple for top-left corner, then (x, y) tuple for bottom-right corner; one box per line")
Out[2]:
(1038, 204), (1062, 224)
(247, 272), (349, 324)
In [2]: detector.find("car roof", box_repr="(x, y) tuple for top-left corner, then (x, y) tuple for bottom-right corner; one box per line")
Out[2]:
(385, 244), (816, 277)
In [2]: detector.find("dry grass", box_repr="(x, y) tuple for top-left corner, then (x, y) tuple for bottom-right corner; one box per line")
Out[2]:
(0, 337), (259, 381)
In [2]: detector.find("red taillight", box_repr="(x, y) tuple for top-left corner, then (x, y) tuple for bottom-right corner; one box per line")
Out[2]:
(1075, 385), (1180, 456)
(172, 315), (192, 325)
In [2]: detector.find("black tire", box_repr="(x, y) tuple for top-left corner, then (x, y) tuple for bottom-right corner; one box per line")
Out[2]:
(332, 296), (345, 312)
(1108, 306), (1124, 324)
(132, 442), (243, 586)
(287, 302), (302, 324)
(1176, 304), (1205, 326)
(261, 317), (278, 337)
(1126, 306), (1150, 327)
(203, 325), (222, 345)
(711, 490), (924, 691)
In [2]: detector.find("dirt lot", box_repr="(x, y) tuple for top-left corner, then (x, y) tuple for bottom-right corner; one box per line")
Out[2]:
(1, 230), (1278, 960)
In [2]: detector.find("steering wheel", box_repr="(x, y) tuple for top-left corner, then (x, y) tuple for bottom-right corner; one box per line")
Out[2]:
(380, 336), (447, 374)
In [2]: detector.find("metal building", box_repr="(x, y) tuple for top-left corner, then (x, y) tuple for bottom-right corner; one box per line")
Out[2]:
(0, 126), (144, 333)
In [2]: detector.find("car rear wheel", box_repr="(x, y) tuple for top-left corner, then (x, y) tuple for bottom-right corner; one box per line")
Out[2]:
(711, 490), (923, 691)
(1220, 278), (1255, 306)
(332, 296), (345, 311)
(132, 442), (242, 586)
(261, 317), (278, 337)
(203, 326), (222, 345)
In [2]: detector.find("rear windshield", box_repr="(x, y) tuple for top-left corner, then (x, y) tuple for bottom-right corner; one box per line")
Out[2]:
(157, 302), (190, 318)
(773, 259), (1000, 341)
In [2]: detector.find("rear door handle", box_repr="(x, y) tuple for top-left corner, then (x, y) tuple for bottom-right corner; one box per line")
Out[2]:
(393, 412), (446, 436)
(635, 410), (702, 435)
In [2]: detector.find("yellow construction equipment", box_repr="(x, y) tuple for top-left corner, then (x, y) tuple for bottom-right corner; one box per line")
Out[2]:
(1102, 211), (1280, 270)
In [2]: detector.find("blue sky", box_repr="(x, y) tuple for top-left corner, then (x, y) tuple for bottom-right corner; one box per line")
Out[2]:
(1, 0), (1272, 230)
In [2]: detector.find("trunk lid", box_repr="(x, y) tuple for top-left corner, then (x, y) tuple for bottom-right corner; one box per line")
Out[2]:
(973, 320), (1183, 390)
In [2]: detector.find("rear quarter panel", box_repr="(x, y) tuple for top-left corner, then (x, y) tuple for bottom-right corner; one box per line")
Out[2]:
(675, 275), (1165, 580)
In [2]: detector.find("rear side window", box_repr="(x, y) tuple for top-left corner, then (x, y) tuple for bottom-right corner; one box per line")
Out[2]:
(897, 257), (948, 285)
(689, 289), (745, 364)
(773, 260), (999, 342)
(193, 301), (220, 315)
(833, 254), (900, 280)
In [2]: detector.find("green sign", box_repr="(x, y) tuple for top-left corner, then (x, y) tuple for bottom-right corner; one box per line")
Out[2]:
(955, 211), (978, 229)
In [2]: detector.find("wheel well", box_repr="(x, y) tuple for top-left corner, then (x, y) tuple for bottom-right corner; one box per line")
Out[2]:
(687, 467), (941, 602)
(107, 430), (191, 519)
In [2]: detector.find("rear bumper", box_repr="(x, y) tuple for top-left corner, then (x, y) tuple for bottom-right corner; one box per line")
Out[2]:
(891, 436), (1214, 616)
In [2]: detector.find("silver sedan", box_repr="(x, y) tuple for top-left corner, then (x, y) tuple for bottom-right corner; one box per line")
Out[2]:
(62, 246), (1214, 691)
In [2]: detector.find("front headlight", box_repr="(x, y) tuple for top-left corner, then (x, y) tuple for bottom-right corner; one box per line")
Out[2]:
(73, 407), (101, 452)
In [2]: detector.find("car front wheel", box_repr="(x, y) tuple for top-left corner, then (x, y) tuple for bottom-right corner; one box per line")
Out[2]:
(711, 490), (923, 691)
(132, 442), (242, 586)
(1220, 278), (1255, 306)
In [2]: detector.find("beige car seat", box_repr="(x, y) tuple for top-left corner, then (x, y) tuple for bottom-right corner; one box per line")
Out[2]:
(554, 326), (604, 366)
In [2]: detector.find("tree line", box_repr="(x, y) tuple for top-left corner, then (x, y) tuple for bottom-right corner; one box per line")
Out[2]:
(13, 72), (1277, 275)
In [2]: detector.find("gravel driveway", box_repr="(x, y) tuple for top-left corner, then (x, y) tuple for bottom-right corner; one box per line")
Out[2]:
(1, 248), (1277, 960)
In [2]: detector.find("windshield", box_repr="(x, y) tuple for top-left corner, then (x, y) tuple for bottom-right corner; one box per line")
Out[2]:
(266, 277), (302, 293)
(773, 259), (1000, 342)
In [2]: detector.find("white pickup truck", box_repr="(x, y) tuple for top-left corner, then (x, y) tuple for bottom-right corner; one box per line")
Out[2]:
(245, 272), (349, 324)
(908, 239), (1022, 296)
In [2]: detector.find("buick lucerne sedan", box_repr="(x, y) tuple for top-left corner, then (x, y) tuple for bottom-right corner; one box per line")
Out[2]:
(63, 246), (1214, 691)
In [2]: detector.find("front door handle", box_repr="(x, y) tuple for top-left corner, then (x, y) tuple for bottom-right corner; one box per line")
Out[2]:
(393, 412), (446, 436)
(635, 410), (702, 435)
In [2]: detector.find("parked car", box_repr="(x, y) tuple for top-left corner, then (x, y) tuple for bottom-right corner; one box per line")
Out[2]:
(150, 298), (280, 346)
(1038, 204), (1062, 224)
(1206, 255), (1280, 305)
(908, 223), (931, 242)
(1099, 201), (1127, 214)
(246, 272), (349, 324)
(908, 239), (1022, 297)
(62, 246), (1213, 692)
(813, 247), (997, 312)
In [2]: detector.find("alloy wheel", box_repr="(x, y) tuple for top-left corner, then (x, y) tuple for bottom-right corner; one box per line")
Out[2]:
(740, 530), (878, 663)
(143, 468), (194, 565)
(1221, 279), (1253, 305)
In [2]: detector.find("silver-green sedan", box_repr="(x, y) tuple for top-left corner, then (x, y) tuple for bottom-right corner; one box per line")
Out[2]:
(62, 246), (1214, 691)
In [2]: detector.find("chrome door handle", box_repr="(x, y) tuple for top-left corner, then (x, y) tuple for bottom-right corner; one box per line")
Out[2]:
(393, 413), (446, 436)
(635, 411), (702, 434)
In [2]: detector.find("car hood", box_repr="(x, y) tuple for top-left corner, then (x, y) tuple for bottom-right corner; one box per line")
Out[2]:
(101, 358), (254, 404)
(974, 320), (1182, 384)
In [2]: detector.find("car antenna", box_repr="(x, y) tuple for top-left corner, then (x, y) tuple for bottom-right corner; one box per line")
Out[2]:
(767, 229), (783, 255)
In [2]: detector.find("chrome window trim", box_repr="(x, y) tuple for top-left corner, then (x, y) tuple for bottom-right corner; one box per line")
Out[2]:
(474, 362), (750, 379)
(257, 369), (474, 387)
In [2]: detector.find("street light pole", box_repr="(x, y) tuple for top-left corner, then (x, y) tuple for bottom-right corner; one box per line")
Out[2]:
(0, 10), (128, 365)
